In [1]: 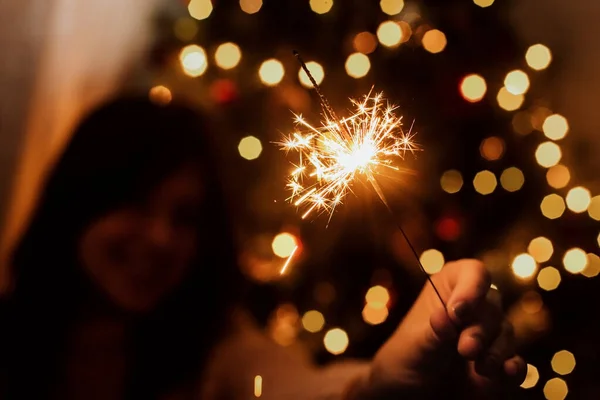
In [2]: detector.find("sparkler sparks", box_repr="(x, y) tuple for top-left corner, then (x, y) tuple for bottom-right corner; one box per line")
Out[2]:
(277, 51), (447, 310)
(279, 92), (419, 220)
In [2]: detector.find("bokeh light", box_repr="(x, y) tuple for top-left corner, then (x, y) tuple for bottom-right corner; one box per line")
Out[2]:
(271, 232), (298, 258)
(563, 248), (588, 274)
(521, 291), (543, 314)
(398, 21), (412, 44)
(362, 303), (389, 325)
(535, 142), (562, 168)
(531, 106), (553, 130)
(480, 136), (505, 161)
(254, 375), (262, 397)
(543, 378), (568, 400)
(188, 0), (213, 20)
(310, 0), (333, 14)
(504, 70), (530, 95)
(512, 111), (533, 135)
(566, 186), (591, 213)
(521, 364), (539, 389)
(298, 61), (325, 88)
(528, 237), (554, 263)
(460, 74), (487, 102)
(238, 136), (263, 160)
(583, 253), (600, 278)
(473, 170), (497, 195)
(537, 267), (561, 291)
(365, 285), (390, 308)
(240, 0), (262, 14)
(551, 350), (576, 375)
(588, 195), (600, 221)
(179, 44), (208, 77)
(302, 310), (325, 333)
(174, 17), (198, 41)
(345, 53), (371, 78)
(440, 170), (463, 193)
(377, 21), (403, 48)
(474, 0), (494, 7)
(511, 253), (537, 279)
(496, 87), (524, 111)
(546, 164), (570, 189)
(419, 249), (445, 274)
(214, 42), (242, 69)
(323, 328), (349, 355)
(259, 59), (285, 86)
(541, 194), (566, 219)
(543, 114), (569, 140)
(436, 216), (461, 241)
(422, 29), (447, 54)
(380, 0), (404, 15)
(148, 85), (172, 106)
(500, 167), (525, 192)
(526, 44), (552, 71)
(267, 303), (299, 346)
(353, 32), (377, 54)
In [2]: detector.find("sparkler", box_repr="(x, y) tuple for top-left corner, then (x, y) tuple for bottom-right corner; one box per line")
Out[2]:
(278, 51), (446, 309)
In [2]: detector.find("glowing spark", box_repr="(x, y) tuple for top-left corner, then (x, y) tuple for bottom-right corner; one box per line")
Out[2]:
(280, 245), (299, 275)
(278, 90), (419, 220)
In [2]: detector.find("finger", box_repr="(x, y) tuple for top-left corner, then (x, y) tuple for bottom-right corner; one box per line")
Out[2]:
(466, 356), (527, 400)
(457, 300), (503, 360)
(503, 355), (527, 386)
(440, 260), (492, 325)
(474, 320), (515, 377)
(430, 304), (458, 344)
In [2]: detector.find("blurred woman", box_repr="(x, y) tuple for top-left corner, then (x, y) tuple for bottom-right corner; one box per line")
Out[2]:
(0, 95), (525, 399)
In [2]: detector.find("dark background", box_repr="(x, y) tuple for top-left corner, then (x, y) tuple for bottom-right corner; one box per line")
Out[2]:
(126, 0), (600, 398)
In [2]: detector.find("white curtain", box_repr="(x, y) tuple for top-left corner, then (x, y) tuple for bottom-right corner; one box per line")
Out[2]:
(0, 0), (162, 291)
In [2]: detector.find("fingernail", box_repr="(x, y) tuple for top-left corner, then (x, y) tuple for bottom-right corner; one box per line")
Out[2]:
(451, 301), (471, 322)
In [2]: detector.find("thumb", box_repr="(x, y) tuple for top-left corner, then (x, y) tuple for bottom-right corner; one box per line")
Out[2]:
(429, 260), (492, 344)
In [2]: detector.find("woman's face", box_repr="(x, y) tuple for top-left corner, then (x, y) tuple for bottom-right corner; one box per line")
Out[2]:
(78, 166), (204, 313)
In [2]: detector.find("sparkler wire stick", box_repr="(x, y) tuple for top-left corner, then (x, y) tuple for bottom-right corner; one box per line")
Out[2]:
(292, 50), (447, 310)
(367, 175), (447, 309)
(293, 51), (352, 141)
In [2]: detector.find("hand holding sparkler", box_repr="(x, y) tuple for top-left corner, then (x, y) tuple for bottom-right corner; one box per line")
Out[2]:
(277, 52), (526, 398)
(344, 259), (526, 399)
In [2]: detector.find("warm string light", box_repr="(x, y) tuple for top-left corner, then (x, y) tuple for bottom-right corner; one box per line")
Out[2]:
(544, 378), (568, 400)
(363, 285), (390, 325)
(254, 375), (262, 397)
(324, 328), (349, 355)
(302, 310), (325, 332)
(521, 364), (539, 389)
(238, 136), (263, 160)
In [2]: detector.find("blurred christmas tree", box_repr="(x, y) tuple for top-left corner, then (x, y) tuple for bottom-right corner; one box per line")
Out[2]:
(125, 0), (600, 398)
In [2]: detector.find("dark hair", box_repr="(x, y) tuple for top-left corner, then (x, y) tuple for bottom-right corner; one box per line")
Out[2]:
(2, 95), (243, 398)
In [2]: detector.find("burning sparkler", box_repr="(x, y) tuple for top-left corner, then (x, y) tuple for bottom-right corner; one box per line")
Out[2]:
(279, 89), (419, 221)
(278, 51), (447, 308)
